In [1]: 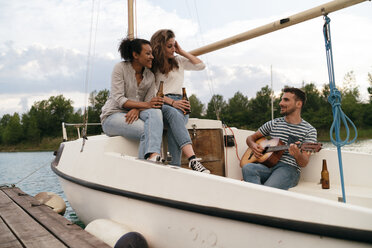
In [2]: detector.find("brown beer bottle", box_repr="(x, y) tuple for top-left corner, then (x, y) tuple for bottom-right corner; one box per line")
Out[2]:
(182, 87), (191, 115)
(321, 159), (330, 189)
(157, 81), (164, 98)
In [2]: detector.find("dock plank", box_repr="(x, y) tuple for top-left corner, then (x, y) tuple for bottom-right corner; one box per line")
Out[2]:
(1, 187), (110, 248)
(0, 217), (23, 248)
(0, 189), (66, 248)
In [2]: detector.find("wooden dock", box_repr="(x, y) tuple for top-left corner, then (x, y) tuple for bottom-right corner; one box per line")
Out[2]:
(0, 186), (111, 248)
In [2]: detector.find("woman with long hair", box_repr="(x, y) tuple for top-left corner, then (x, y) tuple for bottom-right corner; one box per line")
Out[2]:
(150, 29), (210, 173)
(100, 38), (164, 161)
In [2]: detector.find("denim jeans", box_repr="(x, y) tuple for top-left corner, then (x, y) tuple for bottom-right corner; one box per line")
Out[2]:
(242, 162), (300, 190)
(102, 109), (163, 159)
(162, 94), (191, 166)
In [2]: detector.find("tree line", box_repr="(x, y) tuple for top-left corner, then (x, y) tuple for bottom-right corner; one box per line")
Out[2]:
(1, 71), (372, 146)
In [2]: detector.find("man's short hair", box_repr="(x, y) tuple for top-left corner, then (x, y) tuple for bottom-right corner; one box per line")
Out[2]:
(283, 87), (306, 106)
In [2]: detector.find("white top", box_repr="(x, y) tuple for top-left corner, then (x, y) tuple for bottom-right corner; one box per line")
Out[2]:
(154, 56), (205, 95)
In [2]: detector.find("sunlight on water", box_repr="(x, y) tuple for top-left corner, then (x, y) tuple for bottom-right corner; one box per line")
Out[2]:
(322, 139), (372, 154)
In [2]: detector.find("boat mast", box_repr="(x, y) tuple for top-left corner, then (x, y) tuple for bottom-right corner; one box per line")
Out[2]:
(190, 0), (368, 56)
(271, 65), (274, 121)
(127, 0), (134, 40)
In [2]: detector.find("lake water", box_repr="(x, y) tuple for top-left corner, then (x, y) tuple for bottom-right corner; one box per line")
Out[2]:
(321, 139), (372, 154)
(1, 139), (371, 225)
(0, 151), (80, 224)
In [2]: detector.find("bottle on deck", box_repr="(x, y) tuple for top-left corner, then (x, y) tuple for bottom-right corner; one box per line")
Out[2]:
(321, 159), (330, 189)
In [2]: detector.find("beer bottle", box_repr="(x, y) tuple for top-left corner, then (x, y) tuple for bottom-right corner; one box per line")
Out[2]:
(157, 81), (164, 98)
(182, 87), (191, 115)
(321, 159), (330, 189)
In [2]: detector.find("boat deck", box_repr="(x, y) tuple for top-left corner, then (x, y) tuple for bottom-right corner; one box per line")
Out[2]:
(0, 186), (110, 248)
(289, 181), (372, 209)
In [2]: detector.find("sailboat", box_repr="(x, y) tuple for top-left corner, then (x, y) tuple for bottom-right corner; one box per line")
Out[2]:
(52, 0), (372, 247)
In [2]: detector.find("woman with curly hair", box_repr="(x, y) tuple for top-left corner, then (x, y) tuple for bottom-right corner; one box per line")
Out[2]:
(150, 29), (210, 173)
(100, 38), (164, 162)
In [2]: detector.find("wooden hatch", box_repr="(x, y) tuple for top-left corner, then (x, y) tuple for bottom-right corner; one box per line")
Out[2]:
(181, 128), (225, 176)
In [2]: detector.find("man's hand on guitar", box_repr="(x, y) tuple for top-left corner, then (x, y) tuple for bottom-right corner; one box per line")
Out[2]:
(288, 142), (301, 157)
(289, 141), (311, 167)
(251, 142), (264, 158)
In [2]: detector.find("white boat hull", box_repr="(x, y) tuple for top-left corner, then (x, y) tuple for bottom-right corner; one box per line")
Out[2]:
(58, 177), (371, 248)
(53, 119), (372, 247)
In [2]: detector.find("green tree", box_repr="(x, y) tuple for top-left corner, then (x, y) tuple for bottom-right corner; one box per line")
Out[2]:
(91, 89), (110, 110)
(224, 91), (249, 128)
(362, 70), (372, 127)
(2, 113), (23, 145)
(22, 113), (41, 143)
(48, 95), (74, 135)
(246, 86), (273, 129)
(28, 95), (74, 138)
(340, 71), (362, 126)
(87, 89), (109, 134)
(0, 114), (12, 144)
(189, 94), (204, 118)
(367, 71), (372, 102)
(362, 103), (372, 127)
(342, 71), (359, 99)
(29, 99), (51, 138)
(302, 83), (322, 112)
(302, 83), (332, 130)
(205, 94), (227, 120)
(0, 114), (11, 127)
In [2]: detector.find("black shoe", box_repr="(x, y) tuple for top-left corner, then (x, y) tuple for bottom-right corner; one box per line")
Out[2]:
(189, 158), (210, 173)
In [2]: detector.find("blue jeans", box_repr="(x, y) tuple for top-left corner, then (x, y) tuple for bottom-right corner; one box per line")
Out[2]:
(102, 109), (163, 159)
(242, 162), (300, 190)
(162, 95), (191, 166)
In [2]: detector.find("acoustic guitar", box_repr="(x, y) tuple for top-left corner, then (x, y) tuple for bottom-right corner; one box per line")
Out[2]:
(240, 137), (322, 168)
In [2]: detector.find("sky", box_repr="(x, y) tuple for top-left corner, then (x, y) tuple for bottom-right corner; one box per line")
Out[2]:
(0, 0), (371, 117)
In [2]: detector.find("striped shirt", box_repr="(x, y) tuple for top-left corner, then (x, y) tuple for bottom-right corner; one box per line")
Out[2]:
(258, 117), (317, 169)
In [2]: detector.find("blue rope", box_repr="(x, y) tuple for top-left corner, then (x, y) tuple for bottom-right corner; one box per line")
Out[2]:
(323, 16), (358, 203)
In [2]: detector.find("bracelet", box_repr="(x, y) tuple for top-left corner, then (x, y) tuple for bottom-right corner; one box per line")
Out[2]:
(171, 100), (175, 106)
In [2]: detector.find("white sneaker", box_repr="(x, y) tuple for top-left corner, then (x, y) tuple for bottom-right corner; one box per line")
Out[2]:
(189, 158), (210, 174)
(147, 155), (162, 163)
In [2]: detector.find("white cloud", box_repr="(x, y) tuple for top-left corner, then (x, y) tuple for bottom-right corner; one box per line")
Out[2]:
(188, 10), (372, 101)
(0, 91), (88, 117)
(0, 42), (116, 94)
(136, 1), (199, 41)
(0, 0), (371, 118)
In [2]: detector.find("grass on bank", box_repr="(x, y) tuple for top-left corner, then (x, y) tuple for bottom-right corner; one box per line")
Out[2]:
(317, 127), (371, 142)
(0, 137), (64, 152)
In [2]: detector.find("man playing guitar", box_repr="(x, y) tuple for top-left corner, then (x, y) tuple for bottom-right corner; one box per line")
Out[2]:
(242, 87), (317, 190)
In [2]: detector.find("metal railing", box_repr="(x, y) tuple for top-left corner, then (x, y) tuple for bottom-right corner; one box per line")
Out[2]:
(62, 122), (101, 141)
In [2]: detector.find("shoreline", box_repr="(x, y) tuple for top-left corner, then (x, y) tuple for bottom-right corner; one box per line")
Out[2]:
(0, 137), (62, 153)
(1, 128), (370, 152)
(1, 139), (372, 153)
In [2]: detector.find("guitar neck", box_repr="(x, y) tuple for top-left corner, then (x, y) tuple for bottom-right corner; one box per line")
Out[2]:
(266, 145), (290, 153)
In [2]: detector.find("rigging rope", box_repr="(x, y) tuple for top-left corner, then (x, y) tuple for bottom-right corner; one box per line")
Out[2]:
(322, 15), (358, 203)
(81, 0), (100, 152)
(191, 0), (220, 120)
(3, 163), (49, 187)
(134, 0), (138, 38)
